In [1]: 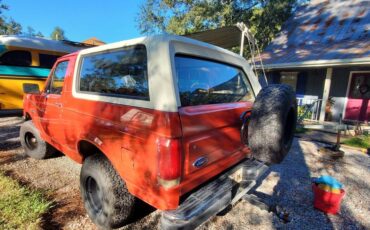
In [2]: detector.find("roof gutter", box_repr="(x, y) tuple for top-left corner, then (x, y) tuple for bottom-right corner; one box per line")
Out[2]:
(257, 57), (370, 70)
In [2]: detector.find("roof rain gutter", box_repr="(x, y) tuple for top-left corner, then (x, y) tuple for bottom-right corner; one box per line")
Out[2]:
(260, 57), (370, 70)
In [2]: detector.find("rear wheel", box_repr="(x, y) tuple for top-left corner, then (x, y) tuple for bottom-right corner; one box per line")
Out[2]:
(80, 154), (137, 229)
(246, 84), (297, 164)
(20, 120), (56, 159)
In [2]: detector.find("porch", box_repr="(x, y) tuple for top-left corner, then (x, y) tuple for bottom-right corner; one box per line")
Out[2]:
(301, 120), (370, 135)
(266, 66), (370, 123)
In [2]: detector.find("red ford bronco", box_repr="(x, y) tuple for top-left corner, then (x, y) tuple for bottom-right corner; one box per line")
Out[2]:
(21, 35), (297, 229)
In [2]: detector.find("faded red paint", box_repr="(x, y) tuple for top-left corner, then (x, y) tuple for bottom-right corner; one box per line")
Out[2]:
(23, 53), (252, 210)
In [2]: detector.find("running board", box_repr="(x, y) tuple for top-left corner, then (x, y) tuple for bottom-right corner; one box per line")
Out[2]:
(161, 158), (268, 230)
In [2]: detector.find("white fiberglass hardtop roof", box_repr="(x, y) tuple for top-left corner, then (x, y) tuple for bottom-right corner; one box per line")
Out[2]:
(72, 34), (261, 113)
(78, 34), (245, 62)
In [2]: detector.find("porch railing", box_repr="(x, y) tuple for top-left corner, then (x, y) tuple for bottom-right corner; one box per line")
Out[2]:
(296, 98), (322, 122)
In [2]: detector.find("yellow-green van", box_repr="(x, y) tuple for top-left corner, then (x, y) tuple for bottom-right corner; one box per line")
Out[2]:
(0, 35), (88, 111)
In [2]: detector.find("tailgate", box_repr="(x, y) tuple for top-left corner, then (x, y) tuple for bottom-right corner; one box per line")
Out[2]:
(179, 102), (253, 177)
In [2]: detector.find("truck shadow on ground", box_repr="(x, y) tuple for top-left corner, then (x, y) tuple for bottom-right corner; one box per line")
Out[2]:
(40, 193), (87, 230)
(245, 139), (367, 229)
(200, 138), (368, 229)
(0, 120), (25, 165)
(0, 124), (22, 151)
(200, 139), (321, 229)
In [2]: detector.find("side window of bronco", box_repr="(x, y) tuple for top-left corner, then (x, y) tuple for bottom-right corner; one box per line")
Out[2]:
(175, 55), (254, 107)
(78, 45), (149, 100)
(49, 61), (69, 94)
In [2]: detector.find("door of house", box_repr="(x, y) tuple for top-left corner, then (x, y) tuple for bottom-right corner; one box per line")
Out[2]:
(344, 72), (370, 122)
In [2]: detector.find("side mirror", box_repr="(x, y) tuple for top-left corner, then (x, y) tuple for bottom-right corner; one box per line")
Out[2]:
(23, 83), (40, 94)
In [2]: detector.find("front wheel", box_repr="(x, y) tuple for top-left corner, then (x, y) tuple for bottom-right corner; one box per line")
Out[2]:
(80, 154), (137, 229)
(20, 120), (56, 159)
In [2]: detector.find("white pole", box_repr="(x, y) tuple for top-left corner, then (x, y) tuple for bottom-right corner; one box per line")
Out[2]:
(240, 30), (245, 57)
(319, 68), (333, 122)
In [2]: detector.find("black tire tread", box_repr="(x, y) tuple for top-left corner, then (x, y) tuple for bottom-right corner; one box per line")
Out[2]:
(81, 154), (136, 229)
(20, 120), (56, 159)
(247, 84), (297, 164)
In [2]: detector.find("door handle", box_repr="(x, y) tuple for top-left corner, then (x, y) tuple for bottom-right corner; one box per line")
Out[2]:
(54, 103), (62, 107)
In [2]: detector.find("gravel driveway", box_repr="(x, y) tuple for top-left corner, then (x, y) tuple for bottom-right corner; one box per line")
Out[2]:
(0, 116), (369, 230)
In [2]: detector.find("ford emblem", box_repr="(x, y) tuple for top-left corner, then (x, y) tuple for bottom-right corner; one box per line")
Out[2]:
(193, 156), (208, 168)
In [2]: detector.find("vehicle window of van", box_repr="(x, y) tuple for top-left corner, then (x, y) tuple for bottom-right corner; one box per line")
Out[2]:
(50, 61), (68, 94)
(0, 50), (32, 66)
(175, 56), (254, 106)
(39, 54), (60, 68)
(79, 45), (149, 100)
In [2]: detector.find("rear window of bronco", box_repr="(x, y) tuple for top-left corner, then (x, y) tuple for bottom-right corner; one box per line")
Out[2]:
(175, 55), (254, 107)
(78, 45), (149, 100)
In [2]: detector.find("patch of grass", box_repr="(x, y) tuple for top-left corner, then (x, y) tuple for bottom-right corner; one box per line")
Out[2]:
(0, 171), (51, 229)
(295, 126), (308, 134)
(342, 135), (370, 149)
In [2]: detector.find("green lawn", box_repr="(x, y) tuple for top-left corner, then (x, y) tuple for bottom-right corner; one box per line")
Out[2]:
(295, 126), (308, 134)
(0, 172), (51, 229)
(342, 135), (370, 149)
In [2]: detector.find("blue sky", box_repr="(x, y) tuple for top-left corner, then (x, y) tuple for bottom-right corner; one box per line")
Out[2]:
(3, 0), (145, 43)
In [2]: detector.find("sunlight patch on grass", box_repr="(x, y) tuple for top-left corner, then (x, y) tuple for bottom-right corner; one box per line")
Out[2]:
(295, 126), (308, 134)
(0, 171), (51, 229)
(342, 135), (370, 149)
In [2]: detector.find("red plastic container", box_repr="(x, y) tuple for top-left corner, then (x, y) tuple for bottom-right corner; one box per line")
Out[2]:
(312, 184), (345, 214)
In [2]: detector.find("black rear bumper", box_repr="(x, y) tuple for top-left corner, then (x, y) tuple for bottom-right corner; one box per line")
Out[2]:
(161, 158), (268, 230)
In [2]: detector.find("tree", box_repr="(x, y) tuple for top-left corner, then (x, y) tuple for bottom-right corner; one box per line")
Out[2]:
(35, 31), (44, 37)
(25, 26), (44, 37)
(137, 0), (306, 50)
(0, 1), (27, 36)
(0, 1), (44, 37)
(3, 18), (22, 35)
(26, 26), (35, 36)
(0, 1), (12, 34)
(50, 26), (67, 40)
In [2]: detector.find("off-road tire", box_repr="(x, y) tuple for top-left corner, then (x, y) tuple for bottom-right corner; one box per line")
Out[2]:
(80, 154), (137, 229)
(247, 84), (297, 164)
(20, 120), (56, 159)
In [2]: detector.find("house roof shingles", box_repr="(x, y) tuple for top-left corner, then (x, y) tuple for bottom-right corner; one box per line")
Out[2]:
(260, 0), (370, 69)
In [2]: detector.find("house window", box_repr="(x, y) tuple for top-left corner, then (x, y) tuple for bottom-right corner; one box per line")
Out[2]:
(280, 72), (298, 91)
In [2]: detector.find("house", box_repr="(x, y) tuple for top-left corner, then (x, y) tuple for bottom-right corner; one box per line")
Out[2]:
(82, 37), (105, 46)
(259, 0), (370, 123)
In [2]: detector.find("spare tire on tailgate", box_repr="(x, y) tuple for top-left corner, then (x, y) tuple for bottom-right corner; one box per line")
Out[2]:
(245, 84), (297, 165)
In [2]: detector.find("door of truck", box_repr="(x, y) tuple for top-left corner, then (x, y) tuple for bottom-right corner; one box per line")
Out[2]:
(37, 59), (70, 145)
(175, 55), (255, 178)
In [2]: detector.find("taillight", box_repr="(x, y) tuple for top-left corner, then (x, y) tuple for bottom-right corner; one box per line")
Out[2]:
(157, 137), (181, 188)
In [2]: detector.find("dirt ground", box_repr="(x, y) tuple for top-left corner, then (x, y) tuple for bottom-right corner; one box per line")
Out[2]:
(0, 116), (369, 230)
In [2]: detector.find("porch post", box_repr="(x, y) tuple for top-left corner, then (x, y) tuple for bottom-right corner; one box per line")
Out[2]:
(319, 68), (333, 122)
